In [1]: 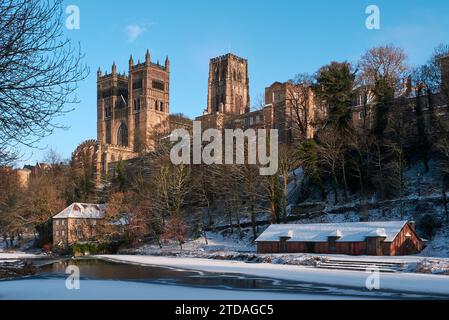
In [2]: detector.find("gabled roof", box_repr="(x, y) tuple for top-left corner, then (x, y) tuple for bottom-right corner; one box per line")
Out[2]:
(256, 221), (410, 243)
(52, 203), (106, 219)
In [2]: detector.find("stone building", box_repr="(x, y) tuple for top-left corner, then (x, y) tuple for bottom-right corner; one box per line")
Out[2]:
(96, 50), (170, 175)
(73, 50), (171, 183)
(264, 81), (323, 143)
(349, 55), (449, 132)
(197, 54), (323, 143)
(52, 203), (106, 247)
(207, 53), (250, 115)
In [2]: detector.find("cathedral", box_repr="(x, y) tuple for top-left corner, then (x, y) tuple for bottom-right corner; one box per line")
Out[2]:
(73, 50), (171, 183)
(73, 49), (449, 184)
(71, 50), (322, 184)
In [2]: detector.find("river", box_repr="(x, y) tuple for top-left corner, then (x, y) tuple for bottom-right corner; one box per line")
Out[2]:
(0, 258), (448, 300)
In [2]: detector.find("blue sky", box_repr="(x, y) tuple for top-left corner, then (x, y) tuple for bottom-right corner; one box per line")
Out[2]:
(17, 0), (449, 165)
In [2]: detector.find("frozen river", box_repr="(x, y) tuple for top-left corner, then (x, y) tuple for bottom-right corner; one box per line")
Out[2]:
(1, 258), (448, 300)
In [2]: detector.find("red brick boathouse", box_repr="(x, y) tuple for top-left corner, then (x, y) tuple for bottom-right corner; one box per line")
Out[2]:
(256, 221), (425, 256)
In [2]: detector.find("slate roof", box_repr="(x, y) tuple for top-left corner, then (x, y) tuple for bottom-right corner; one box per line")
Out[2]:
(255, 221), (411, 243)
(52, 203), (106, 219)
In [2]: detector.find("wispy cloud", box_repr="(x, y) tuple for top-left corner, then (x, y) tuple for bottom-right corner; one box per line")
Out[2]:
(125, 24), (146, 43)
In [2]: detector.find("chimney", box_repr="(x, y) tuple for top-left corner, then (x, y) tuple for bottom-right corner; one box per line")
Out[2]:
(404, 76), (412, 96)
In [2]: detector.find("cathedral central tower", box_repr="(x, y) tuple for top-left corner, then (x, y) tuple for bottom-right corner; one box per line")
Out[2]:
(207, 53), (250, 115)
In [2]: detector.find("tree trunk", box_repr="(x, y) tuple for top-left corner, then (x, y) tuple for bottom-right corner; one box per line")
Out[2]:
(203, 230), (208, 245)
(283, 172), (288, 222)
(251, 204), (257, 240)
(270, 200), (276, 224)
(342, 157), (349, 199)
(226, 205), (234, 234)
(332, 171), (339, 204)
(443, 182), (449, 222)
(206, 207), (213, 226)
(235, 207), (242, 236)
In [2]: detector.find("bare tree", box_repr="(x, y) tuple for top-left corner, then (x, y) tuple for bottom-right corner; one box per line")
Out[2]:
(241, 164), (269, 239)
(358, 45), (408, 138)
(420, 44), (449, 105)
(278, 144), (299, 222)
(358, 45), (408, 94)
(0, 0), (88, 163)
(287, 74), (315, 140)
(162, 216), (188, 250)
(0, 168), (25, 246)
(436, 137), (449, 222)
(317, 130), (344, 204)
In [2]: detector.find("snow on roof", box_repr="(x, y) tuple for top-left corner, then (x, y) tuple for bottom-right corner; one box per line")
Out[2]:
(369, 228), (387, 238)
(329, 229), (343, 238)
(52, 203), (106, 219)
(256, 221), (409, 243)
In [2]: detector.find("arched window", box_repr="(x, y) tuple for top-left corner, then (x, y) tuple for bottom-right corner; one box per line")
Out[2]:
(215, 67), (219, 81)
(106, 121), (111, 144)
(117, 123), (128, 146)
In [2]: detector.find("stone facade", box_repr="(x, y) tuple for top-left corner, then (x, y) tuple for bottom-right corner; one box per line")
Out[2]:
(73, 50), (171, 183)
(96, 50), (170, 173)
(53, 217), (103, 247)
(197, 54), (322, 143)
(207, 53), (250, 115)
(52, 203), (106, 247)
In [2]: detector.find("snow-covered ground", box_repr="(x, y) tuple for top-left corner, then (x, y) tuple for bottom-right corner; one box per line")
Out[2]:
(0, 252), (41, 261)
(127, 231), (256, 255)
(97, 255), (449, 296)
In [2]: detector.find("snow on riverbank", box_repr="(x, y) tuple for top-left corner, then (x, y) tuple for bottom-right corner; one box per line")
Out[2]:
(126, 231), (256, 255)
(0, 252), (41, 261)
(97, 255), (449, 296)
(0, 278), (339, 300)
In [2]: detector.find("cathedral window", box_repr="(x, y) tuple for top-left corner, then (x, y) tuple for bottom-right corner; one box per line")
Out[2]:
(155, 100), (158, 110)
(160, 101), (164, 112)
(133, 98), (141, 112)
(105, 103), (111, 118)
(117, 123), (129, 147)
(133, 78), (142, 90)
(152, 80), (165, 91)
(106, 121), (111, 144)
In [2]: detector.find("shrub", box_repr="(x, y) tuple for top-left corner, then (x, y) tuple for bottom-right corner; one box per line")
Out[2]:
(42, 243), (52, 253)
(71, 241), (120, 256)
